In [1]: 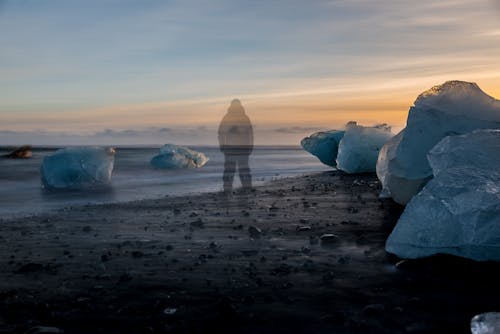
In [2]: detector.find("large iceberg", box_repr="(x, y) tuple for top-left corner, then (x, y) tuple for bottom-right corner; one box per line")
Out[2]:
(41, 147), (115, 190)
(386, 130), (500, 261)
(336, 122), (393, 173)
(377, 81), (500, 204)
(300, 130), (344, 167)
(150, 144), (209, 169)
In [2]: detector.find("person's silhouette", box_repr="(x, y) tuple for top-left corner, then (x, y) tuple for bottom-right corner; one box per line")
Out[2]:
(218, 99), (253, 193)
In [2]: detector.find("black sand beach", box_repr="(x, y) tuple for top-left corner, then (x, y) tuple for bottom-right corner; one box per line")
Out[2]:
(1, 171), (499, 333)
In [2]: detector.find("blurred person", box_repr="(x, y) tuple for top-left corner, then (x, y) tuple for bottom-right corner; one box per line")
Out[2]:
(218, 99), (254, 193)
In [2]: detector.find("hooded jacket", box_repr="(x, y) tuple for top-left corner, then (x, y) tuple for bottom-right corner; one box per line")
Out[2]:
(218, 100), (254, 154)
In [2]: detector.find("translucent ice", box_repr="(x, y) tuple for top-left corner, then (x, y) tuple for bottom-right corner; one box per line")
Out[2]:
(41, 147), (115, 189)
(300, 130), (345, 167)
(150, 144), (209, 169)
(471, 312), (500, 334)
(336, 122), (393, 173)
(386, 130), (500, 261)
(377, 81), (500, 204)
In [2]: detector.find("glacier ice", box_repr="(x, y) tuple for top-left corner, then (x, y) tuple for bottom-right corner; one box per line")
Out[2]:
(41, 147), (115, 190)
(377, 81), (500, 204)
(336, 122), (393, 173)
(471, 312), (500, 334)
(386, 130), (500, 261)
(300, 130), (345, 167)
(150, 144), (209, 169)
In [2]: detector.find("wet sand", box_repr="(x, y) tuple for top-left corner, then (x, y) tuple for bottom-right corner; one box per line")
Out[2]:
(0, 171), (499, 333)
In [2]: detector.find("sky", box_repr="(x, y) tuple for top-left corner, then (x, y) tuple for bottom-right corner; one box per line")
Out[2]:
(1, 0), (499, 146)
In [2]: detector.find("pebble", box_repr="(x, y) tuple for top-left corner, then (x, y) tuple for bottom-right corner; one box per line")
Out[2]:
(190, 218), (204, 228)
(320, 234), (340, 245)
(163, 307), (177, 315)
(248, 226), (262, 239)
(362, 303), (385, 317)
(26, 326), (63, 334)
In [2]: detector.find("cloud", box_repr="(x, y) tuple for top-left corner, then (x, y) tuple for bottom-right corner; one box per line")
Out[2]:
(0, 126), (216, 146)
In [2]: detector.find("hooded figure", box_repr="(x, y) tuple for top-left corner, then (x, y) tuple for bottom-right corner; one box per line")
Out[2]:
(218, 99), (253, 193)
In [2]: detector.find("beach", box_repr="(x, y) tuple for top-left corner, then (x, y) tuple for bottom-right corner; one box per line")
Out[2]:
(1, 171), (499, 334)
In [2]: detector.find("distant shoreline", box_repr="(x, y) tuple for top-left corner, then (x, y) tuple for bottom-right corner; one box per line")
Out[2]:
(0, 170), (331, 221)
(0, 144), (305, 151)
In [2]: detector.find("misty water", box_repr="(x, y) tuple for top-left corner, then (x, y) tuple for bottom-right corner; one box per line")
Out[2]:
(0, 146), (330, 218)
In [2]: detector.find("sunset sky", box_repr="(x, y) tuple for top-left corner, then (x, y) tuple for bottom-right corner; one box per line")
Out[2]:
(1, 0), (499, 145)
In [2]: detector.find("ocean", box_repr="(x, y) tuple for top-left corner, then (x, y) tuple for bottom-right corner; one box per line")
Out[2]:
(0, 146), (331, 218)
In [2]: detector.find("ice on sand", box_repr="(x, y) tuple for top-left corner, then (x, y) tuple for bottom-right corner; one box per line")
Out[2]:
(471, 312), (500, 334)
(150, 144), (209, 169)
(377, 81), (500, 204)
(300, 130), (345, 167)
(386, 130), (500, 261)
(41, 147), (115, 189)
(336, 122), (393, 174)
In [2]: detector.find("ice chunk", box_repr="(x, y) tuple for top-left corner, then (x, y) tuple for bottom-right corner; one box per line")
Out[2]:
(150, 144), (209, 169)
(336, 122), (393, 173)
(41, 147), (115, 189)
(300, 130), (345, 167)
(386, 130), (500, 261)
(377, 81), (500, 204)
(471, 312), (500, 334)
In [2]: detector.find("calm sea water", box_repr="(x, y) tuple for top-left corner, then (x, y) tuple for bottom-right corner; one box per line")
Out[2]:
(0, 146), (331, 218)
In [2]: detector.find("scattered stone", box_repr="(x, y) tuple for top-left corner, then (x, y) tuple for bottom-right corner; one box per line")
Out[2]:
(320, 234), (340, 245)
(25, 326), (63, 334)
(163, 307), (177, 316)
(362, 303), (385, 317)
(190, 218), (204, 228)
(338, 256), (350, 264)
(296, 226), (311, 232)
(309, 236), (319, 245)
(248, 226), (262, 239)
(15, 263), (47, 273)
(271, 264), (292, 276)
(242, 250), (259, 257)
(347, 207), (359, 214)
(131, 251), (144, 258)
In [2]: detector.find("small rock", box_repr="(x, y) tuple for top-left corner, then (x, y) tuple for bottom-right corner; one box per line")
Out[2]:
(296, 226), (311, 232)
(163, 307), (177, 316)
(15, 263), (45, 273)
(248, 226), (262, 239)
(347, 207), (359, 214)
(362, 303), (385, 317)
(320, 234), (340, 245)
(190, 218), (204, 228)
(309, 236), (319, 245)
(119, 273), (132, 283)
(25, 326), (63, 334)
(131, 251), (144, 258)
